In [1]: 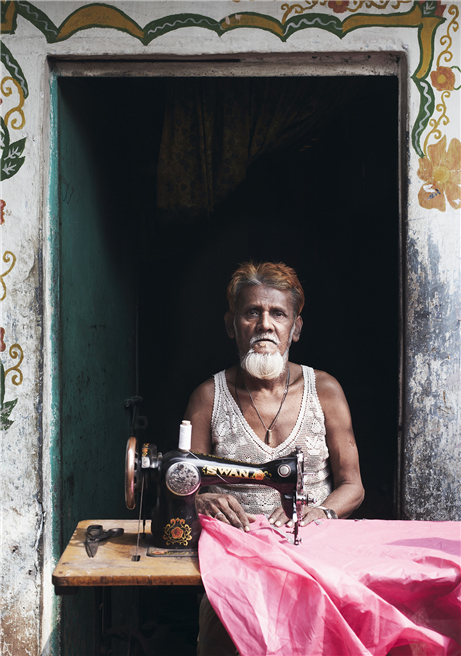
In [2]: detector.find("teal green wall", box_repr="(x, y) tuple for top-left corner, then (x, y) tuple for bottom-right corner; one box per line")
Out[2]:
(58, 77), (138, 655)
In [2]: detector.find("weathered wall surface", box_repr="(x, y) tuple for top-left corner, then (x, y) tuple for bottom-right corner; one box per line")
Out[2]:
(0, 1), (460, 654)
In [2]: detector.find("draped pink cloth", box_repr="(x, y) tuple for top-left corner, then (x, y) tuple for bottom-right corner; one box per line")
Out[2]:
(198, 515), (461, 656)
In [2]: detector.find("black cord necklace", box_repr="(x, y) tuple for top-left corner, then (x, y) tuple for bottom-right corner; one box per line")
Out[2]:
(235, 365), (291, 445)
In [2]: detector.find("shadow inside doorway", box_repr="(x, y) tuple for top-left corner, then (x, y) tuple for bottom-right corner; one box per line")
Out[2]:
(58, 73), (399, 656)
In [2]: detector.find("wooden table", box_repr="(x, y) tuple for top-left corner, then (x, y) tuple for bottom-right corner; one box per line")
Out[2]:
(52, 520), (202, 654)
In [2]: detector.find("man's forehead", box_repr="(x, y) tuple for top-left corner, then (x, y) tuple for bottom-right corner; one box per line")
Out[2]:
(236, 285), (293, 310)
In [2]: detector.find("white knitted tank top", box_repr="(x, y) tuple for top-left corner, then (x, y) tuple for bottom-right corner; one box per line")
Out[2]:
(210, 366), (333, 516)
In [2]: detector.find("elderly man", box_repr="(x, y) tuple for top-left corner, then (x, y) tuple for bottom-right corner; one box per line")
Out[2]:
(184, 262), (364, 656)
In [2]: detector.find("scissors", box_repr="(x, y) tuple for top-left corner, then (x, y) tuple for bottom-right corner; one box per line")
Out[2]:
(85, 524), (124, 558)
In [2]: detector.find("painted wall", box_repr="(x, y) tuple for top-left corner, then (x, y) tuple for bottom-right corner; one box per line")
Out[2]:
(0, 1), (460, 654)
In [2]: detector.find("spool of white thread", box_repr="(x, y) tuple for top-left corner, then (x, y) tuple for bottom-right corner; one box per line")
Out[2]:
(178, 420), (192, 451)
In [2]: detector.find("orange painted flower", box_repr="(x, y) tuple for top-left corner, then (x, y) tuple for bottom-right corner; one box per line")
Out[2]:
(328, 1), (349, 13)
(171, 526), (184, 540)
(417, 136), (461, 212)
(430, 66), (456, 92)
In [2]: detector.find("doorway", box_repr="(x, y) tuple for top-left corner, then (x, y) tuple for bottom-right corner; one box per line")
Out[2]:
(57, 71), (399, 655)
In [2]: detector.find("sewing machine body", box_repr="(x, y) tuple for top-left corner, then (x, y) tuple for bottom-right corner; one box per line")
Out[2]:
(125, 428), (313, 550)
(154, 449), (298, 549)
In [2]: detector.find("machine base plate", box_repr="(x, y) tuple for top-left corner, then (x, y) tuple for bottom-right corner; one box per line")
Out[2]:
(146, 547), (198, 557)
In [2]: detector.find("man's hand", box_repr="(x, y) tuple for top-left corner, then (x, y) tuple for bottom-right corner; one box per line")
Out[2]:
(269, 505), (327, 527)
(196, 493), (256, 532)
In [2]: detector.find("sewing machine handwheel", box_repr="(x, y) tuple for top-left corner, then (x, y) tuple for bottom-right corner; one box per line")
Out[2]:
(125, 436), (140, 510)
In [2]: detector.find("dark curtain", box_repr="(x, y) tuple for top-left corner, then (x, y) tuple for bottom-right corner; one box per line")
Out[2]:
(156, 77), (363, 219)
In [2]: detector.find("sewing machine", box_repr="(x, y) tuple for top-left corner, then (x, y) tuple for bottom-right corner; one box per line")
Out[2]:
(125, 421), (316, 550)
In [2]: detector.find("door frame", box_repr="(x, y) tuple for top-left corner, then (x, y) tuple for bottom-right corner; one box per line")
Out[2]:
(43, 52), (407, 653)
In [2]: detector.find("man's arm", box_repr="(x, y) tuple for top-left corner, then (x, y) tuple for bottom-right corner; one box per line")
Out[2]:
(183, 378), (214, 454)
(314, 371), (365, 519)
(184, 379), (254, 532)
(270, 371), (364, 527)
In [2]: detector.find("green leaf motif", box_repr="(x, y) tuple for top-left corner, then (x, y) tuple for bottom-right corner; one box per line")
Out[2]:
(144, 14), (221, 45)
(15, 1), (59, 41)
(0, 42), (28, 98)
(0, 416), (14, 430)
(3, 137), (26, 160)
(284, 13), (343, 40)
(411, 78), (434, 158)
(0, 117), (11, 152)
(421, 2), (437, 17)
(0, 361), (17, 430)
(0, 101), (27, 180)
(1, 157), (25, 180)
(1, 135), (26, 180)
(1, 399), (18, 429)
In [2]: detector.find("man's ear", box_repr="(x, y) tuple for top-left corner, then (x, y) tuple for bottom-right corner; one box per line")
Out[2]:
(292, 316), (303, 343)
(225, 311), (235, 339)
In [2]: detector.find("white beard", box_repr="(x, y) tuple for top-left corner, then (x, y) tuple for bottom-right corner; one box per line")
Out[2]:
(240, 349), (285, 380)
(237, 324), (295, 380)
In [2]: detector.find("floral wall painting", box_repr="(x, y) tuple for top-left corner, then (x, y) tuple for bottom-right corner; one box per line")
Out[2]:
(0, 41), (27, 180)
(0, 249), (16, 301)
(418, 136), (461, 211)
(0, 199), (5, 224)
(0, 30), (25, 435)
(4, 341), (24, 386)
(0, 339), (20, 431)
(0, 242), (21, 432)
(431, 65), (460, 91)
(416, 3), (461, 212)
(0, 1), (459, 209)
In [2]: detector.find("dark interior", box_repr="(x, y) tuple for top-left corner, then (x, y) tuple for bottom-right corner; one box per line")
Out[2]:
(130, 75), (400, 520)
(58, 73), (399, 655)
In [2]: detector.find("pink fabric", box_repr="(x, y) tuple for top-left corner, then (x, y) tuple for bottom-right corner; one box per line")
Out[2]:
(198, 515), (461, 656)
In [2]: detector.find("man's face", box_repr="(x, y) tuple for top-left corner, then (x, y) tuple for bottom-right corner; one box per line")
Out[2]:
(225, 285), (302, 363)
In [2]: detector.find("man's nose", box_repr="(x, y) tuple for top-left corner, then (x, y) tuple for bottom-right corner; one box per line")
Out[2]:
(257, 311), (272, 331)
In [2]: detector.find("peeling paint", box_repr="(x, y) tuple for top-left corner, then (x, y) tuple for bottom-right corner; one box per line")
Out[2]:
(403, 233), (461, 520)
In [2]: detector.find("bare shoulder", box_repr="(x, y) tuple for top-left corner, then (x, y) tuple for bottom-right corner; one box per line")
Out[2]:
(185, 376), (215, 415)
(314, 370), (345, 397)
(315, 371), (352, 431)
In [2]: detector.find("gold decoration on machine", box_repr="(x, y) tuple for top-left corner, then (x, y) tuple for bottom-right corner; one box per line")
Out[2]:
(163, 518), (192, 546)
(5, 343), (23, 386)
(1, 77), (26, 130)
(0, 251), (16, 301)
(202, 464), (271, 479)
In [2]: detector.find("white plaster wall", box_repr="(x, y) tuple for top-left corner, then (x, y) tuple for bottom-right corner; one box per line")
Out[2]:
(0, 1), (459, 653)
(1, 45), (48, 656)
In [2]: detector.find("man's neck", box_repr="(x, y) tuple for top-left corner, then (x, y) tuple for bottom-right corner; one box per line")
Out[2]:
(239, 363), (291, 393)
